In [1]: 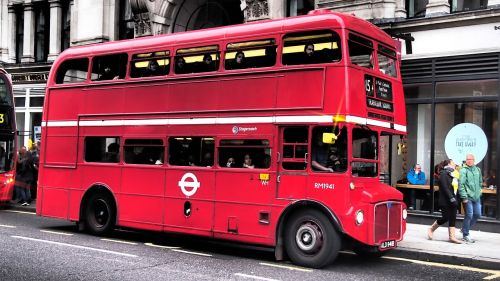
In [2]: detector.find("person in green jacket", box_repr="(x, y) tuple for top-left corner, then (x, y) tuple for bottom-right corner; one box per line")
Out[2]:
(459, 153), (483, 243)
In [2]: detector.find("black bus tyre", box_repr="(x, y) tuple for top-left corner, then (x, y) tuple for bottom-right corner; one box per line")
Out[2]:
(84, 192), (116, 235)
(284, 209), (341, 268)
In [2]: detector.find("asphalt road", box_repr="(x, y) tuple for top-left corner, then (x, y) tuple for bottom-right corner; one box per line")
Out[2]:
(0, 208), (498, 281)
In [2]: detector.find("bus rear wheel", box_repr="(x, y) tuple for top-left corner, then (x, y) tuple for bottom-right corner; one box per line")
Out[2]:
(84, 192), (115, 235)
(284, 209), (340, 268)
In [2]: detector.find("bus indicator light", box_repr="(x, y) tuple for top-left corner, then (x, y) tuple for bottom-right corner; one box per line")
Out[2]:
(259, 173), (270, 181)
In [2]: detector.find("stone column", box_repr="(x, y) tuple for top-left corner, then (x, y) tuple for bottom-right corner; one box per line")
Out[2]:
(394, 0), (407, 19)
(22, 2), (35, 63)
(48, 0), (62, 62)
(426, 0), (450, 17)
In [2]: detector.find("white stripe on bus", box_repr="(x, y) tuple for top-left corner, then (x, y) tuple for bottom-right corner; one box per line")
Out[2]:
(41, 115), (407, 133)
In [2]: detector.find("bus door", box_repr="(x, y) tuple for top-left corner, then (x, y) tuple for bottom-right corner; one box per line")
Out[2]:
(163, 137), (215, 236)
(213, 137), (276, 241)
(119, 138), (165, 231)
(277, 126), (309, 200)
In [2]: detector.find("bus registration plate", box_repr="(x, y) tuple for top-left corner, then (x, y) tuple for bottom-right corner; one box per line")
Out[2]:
(379, 240), (396, 250)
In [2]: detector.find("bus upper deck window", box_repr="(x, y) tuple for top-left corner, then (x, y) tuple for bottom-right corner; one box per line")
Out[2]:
(91, 54), (128, 81)
(282, 31), (341, 66)
(225, 39), (276, 70)
(55, 58), (89, 84)
(378, 45), (397, 78)
(348, 34), (373, 69)
(175, 45), (219, 74)
(130, 51), (170, 78)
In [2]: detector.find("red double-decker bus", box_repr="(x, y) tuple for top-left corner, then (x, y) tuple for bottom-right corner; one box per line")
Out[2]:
(38, 10), (407, 268)
(0, 69), (17, 202)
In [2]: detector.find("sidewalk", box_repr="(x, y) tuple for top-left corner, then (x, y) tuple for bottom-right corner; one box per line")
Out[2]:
(394, 223), (500, 270)
(3, 200), (500, 270)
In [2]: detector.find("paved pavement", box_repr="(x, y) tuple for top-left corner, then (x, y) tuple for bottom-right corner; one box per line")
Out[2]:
(4, 200), (500, 270)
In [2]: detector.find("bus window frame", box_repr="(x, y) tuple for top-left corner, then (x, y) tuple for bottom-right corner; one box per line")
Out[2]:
(347, 32), (375, 70)
(129, 50), (172, 79)
(217, 137), (272, 170)
(90, 53), (130, 82)
(281, 29), (342, 66)
(174, 45), (221, 75)
(224, 38), (278, 71)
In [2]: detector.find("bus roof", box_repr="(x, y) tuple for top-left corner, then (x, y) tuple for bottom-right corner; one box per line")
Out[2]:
(56, 10), (394, 61)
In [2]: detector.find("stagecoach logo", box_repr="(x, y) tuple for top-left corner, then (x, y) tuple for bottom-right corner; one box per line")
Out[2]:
(232, 126), (258, 134)
(178, 172), (200, 197)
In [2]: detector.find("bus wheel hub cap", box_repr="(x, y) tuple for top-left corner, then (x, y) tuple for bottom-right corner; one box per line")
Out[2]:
(296, 222), (322, 252)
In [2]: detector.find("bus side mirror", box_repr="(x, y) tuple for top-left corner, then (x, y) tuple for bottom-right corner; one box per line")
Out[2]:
(322, 133), (337, 144)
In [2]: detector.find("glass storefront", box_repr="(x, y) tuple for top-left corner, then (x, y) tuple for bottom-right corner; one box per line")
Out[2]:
(399, 56), (499, 220)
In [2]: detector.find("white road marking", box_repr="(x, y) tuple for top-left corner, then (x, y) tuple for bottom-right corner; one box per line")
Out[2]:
(0, 224), (16, 228)
(3, 210), (35, 215)
(144, 242), (180, 249)
(383, 256), (500, 280)
(259, 262), (313, 272)
(101, 238), (138, 245)
(171, 249), (212, 257)
(11, 235), (138, 258)
(40, 230), (74, 236)
(234, 273), (280, 281)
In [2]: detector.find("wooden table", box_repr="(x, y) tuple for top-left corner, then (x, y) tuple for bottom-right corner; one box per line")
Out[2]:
(395, 184), (439, 191)
(482, 188), (497, 195)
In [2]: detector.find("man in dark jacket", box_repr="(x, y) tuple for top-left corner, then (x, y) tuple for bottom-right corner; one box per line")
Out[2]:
(14, 146), (34, 206)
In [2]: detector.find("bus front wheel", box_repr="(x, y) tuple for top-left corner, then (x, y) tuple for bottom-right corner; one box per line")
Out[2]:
(284, 209), (340, 268)
(84, 192), (116, 235)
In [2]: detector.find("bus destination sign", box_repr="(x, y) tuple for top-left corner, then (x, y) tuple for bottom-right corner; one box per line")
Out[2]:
(365, 75), (394, 112)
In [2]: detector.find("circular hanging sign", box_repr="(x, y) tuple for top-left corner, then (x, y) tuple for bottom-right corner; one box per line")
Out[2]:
(444, 123), (488, 164)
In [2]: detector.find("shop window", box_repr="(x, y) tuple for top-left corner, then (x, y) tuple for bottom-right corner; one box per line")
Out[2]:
(91, 54), (128, 81)
(29, 97), (44, 107)
(311, 126), (347, 173)
(450, 0), (488, 12)
(406, 0), (428, 18)
(130, 51), (170, 78)
(436, 80), (499, 98)
(14, 97), (26, 107)
(282, 127), (308, 170)
(55, 58), (89, 84)
(175, 45), (219, 74)
(404, 84), (433, 99)
(282, 31), (341, 65)
(225, 39), (276, 70)
(169, 137), (214, 167)
(218, 139), (271, 169)
(124, 139), (164, 165)
(352, 128), (377, 177)
(348, 34), (373, 69)
(0, 139), (15, 172)
(85, 137), (120, 163)
(378, 45), (397, 78)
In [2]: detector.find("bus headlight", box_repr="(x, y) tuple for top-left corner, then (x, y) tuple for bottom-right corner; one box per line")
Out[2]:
(402, 208), (408, 220)
(349, 182), (355, 190)
(355, 210), (364, 225)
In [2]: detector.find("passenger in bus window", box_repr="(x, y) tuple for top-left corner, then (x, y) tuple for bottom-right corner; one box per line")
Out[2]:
(104, 143), (119, 162)
(175, 56), (187, 74)
(303, 43), (316, 63)
(312, 134), (333, 172)
(232, 51), (246, 69)
(145, 60), (162, 77)
(243, 154), (255, 169)
(200, 152), (213, 167)
(202, 54), (214, 72)
(226, 157), (236, 168)
(98, 65), (119, 81)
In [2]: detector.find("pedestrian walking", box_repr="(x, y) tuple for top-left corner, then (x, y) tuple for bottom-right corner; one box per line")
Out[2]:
(14, 146), (34, 206)
(459, 153), (482, 243)
(427, 159), (462, 243)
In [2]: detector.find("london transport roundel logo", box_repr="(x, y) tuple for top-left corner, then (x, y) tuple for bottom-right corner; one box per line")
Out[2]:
(178, 172), (200, 197)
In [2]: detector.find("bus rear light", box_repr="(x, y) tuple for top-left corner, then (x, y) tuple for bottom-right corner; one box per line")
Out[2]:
(355, 210), (364, 225)
(349, 182), (355, 190)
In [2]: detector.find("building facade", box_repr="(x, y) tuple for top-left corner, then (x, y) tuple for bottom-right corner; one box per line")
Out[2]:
(1, 0), (498, 219)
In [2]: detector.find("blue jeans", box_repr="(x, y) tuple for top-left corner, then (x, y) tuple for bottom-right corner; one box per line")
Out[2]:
(462, 199), (482, 237)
